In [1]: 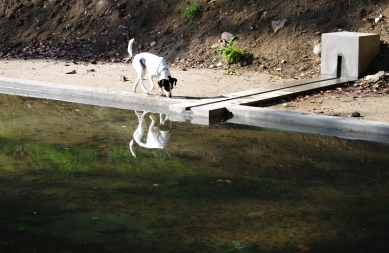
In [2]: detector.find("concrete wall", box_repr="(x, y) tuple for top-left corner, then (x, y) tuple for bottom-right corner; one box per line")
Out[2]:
(321, 32), (380, 79)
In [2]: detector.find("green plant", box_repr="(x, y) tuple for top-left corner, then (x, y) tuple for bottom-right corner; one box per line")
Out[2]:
(218, 38), (253, 65)
(182, 1), (201, 19)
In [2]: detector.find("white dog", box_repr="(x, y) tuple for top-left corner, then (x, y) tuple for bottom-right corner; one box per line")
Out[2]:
(128, 38), (177, 98)
(129, 111), (172, 157)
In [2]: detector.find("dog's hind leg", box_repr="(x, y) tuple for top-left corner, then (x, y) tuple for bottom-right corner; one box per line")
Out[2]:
(133, 77), (140, 92)
(138, 67), (150, 94)
(133, 77), (148, 94)
(147, 75), (156, 92)
(132, 60), (149, 94)
(133, 72), (149, 94)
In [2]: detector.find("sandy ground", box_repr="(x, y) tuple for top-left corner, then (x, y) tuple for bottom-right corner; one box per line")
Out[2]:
(1, 59), (389, 123)
(0, 59), (281, 98)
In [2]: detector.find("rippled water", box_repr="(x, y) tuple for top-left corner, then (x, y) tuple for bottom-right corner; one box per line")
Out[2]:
(0, 94), (388, 253)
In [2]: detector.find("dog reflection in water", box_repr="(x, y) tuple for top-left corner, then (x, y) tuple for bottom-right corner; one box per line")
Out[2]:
(129, 111), (172, 157)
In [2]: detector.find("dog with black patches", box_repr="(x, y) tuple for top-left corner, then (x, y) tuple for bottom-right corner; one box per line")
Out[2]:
(128, 38), (177, 98)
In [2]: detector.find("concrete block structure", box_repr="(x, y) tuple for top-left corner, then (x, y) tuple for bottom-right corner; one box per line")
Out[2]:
(321, 32), (380, 79)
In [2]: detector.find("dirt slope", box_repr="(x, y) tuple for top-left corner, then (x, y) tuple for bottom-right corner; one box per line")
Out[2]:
(1, 0), (389, 78)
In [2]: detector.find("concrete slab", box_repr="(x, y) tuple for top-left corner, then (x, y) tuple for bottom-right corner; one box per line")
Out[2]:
(169, 77), (336, 117)
(321, 32), (380, 79)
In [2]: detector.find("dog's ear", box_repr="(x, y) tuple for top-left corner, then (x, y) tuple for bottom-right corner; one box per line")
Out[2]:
(157, 79), (163, 88)
(169, 76), (177, 86)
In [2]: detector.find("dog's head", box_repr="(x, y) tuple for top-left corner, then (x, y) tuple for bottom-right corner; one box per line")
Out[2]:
(158, 76), (177, 98)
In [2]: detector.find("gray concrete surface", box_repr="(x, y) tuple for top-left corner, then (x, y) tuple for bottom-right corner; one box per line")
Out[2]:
(321, 32), (380, 79)
(227, 105), (389, 144)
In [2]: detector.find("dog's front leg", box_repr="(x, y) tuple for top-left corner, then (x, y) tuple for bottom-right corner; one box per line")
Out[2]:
(159, 87), (166, 97)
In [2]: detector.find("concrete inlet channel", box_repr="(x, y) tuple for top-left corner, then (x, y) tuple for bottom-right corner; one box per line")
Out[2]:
(1, 32), (389, 143)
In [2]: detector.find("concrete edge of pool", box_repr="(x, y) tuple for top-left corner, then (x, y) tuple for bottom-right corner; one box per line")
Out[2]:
(1, 76), (389, 144)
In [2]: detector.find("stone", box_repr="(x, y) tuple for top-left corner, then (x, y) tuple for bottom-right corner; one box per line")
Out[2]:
(221, 32), (234, 42)
(313, 43), (321, 56)
(272, 19), (287, 33)
(365, 71), (385, 83)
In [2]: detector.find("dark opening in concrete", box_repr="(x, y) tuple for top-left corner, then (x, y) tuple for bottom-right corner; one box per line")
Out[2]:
(337, 55), (342, 78)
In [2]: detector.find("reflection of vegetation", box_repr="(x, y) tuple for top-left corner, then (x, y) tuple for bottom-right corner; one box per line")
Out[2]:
(221, 241), (246, 253)
(243, 175), (297, 185)
(13, 223), (46, 235)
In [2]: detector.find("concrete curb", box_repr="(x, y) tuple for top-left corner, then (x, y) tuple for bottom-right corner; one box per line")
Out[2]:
(0, 77), (188, 114)
(227, 105), (389, 143)
(1, 76), (389, 143)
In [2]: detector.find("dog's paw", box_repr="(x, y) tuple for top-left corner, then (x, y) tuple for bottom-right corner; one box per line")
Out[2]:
(159, 92), (166, 97)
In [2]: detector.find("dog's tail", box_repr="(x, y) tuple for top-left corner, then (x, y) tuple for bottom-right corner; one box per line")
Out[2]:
(128, 38), (135, 58)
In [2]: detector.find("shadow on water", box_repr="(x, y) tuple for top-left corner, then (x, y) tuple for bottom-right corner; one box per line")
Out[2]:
(0, 94), (388, 253)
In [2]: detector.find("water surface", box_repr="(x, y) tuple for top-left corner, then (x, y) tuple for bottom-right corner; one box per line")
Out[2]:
(0, 94), (388, 253)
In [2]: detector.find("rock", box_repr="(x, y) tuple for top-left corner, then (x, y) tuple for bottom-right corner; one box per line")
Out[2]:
(375, 14), (383, 23)
(66, 70), (76, 74)
(261, 11), (268, 20)
(221, 32), (234, 42)
(313, 43), (321, 56)
(123, 56), (131, 63)
(365, 71), (385, 83)
(351, 111), (361, 117)
(272, 19), (287, 33)
(119, 75), (127, 82)
(211, 43), (221, 49)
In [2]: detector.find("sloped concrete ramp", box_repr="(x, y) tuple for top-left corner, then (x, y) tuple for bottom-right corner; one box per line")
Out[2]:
(170, 76), (352, 124)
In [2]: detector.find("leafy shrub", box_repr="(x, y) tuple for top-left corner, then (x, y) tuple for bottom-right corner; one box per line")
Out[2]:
(182, 1), (201, 19)
(218, 37), (253, 65)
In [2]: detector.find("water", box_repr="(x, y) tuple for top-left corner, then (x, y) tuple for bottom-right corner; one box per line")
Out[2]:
(0, 94), (388, 253)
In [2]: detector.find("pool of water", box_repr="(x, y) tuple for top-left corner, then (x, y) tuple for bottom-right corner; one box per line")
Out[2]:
(0, 94), (388, 253)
